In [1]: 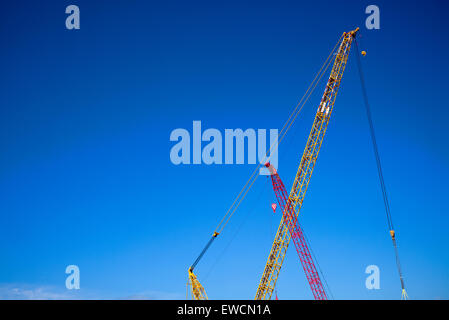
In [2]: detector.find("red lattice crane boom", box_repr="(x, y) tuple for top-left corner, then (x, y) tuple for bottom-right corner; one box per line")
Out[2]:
(265, 163), (327, 300)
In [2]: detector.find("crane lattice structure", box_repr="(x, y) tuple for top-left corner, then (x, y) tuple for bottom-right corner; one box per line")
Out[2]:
(255, 27), (358, 300)
(265, 162), (327, 300)
(187, 26), (407, 301)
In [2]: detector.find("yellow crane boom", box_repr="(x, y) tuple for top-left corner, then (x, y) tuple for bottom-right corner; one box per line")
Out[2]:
(255, 28), (358, 300)
(188, 268), (208, 300)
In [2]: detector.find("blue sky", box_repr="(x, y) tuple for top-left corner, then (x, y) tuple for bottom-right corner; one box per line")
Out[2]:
(0, 0), (448, 299)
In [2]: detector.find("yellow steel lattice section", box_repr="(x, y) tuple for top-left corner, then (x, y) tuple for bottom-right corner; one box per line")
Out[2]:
(188, 268), (208, 300)
(255, 28), (358, 300)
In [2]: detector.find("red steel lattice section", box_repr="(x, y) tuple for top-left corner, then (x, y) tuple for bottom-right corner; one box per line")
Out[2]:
(265, 163), (327, 300)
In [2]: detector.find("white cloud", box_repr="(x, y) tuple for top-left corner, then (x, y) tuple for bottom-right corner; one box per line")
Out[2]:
(120, 290), (184, 300)
(0, 284), (83, 300)
(0, 284), (184, 300)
